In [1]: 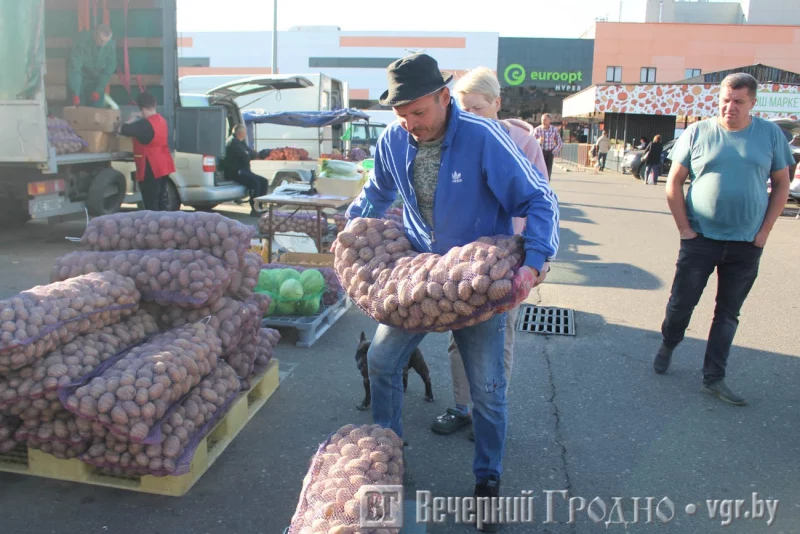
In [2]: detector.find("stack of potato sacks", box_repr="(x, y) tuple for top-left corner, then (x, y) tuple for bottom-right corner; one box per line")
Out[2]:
(0, 211), (280, 477)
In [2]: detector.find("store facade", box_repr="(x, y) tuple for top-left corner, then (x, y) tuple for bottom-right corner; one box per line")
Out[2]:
(496, 38), (594, 141)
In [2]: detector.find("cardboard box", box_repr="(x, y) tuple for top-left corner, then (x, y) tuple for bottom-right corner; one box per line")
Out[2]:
(76, 130), (113, 153)
(276, 252), (334, 267)
(314, 175), (366, 199)
(46, 84), (68, 101)
(63, 106), (121, 133)
(111, 135), (134, 152)
(44, 58), (66, 85)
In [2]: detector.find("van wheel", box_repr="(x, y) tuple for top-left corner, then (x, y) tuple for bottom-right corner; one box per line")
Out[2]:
(162, 180), (181, 212)
(87, 168), (127, 216)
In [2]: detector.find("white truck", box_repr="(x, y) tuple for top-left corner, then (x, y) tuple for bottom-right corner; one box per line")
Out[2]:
(0, 0), (317, 224)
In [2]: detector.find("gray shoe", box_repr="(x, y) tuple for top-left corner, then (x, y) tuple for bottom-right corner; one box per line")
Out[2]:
(653, 344), (674, 374)
(431, 408), (472, 435)
(701, 380), (746, 406)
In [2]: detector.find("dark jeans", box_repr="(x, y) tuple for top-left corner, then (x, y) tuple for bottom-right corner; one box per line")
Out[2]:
(140, 172), (167, 211)
(233, 169), (268, 207)
(598, 152), (608, 171)
(661, 234), (763, 385)
(543, 150), (554, 180)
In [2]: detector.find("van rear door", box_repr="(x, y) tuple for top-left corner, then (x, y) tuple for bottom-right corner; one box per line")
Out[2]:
(206, 76), (314, 102)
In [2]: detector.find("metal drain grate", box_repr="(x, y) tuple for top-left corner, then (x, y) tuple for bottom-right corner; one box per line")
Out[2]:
(516, 305), (575, 336)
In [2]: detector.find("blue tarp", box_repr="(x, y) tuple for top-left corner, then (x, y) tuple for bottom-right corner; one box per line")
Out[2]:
(242, 109), (370, 128)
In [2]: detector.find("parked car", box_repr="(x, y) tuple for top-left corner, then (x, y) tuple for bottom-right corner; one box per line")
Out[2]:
(790, 155), (800, 201)
(772, 118), (800, 180)
(622, 139), (677, 180)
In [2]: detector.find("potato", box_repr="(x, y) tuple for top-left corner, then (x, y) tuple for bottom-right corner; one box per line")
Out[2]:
(488, 279), (512, 301)
(82, 212), (255, 267)
(0, 272), (141, 373)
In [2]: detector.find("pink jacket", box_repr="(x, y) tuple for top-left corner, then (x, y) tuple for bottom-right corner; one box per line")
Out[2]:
(500, 119), (549, 234)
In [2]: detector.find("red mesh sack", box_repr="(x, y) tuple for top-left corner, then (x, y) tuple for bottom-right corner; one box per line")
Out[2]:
(259, 211), (324, 236)
(0, 311), (158, 410)
(0, 414), (21, 453)
(80, 361), (241, 477)
(51, 249), (233, 308)
(332, 218), (533, 333)
(80, 211), (256, 267)
(59, 322), (222, 445)
(287, 423), (404, 534)
(0, 272), (141, 373)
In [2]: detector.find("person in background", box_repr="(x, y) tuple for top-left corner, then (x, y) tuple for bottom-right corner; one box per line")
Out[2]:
(643, 134), (664, 185)
(67, 24), (117, 108)
(533, 113), (563, 180)
(654, 73), (793, 406)
(119, 92), (176, 211)
(346, 53), (559, 532)
(223, 125), (269, 216)
(433, 66), (551, 443)
(637, 136), (649, 149)
(594, 131), (611, 172)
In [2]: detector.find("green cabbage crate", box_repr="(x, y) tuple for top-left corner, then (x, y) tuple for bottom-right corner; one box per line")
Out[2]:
(255, 268), (325, 317)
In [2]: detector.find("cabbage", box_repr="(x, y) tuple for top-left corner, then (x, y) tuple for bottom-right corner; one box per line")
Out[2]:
(297, 297), (321, 316)
(279, 279), (304, 300)
(300, 269), (325, 295)
(257, 270), (280, 294)
(273, 268), (300, 289)
(274, 300), (297, 315)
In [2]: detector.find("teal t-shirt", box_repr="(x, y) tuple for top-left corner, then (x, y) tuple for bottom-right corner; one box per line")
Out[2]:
(671, 116), (794, 242)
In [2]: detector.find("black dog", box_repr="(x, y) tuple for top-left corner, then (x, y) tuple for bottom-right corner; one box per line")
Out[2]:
(356, 331), (434, 410)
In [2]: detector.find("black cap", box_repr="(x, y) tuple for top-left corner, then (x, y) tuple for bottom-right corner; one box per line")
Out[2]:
(379, 54), (454, 107)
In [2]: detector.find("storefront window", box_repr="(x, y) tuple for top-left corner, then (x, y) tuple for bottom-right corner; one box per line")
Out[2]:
(640, 68), (657, 83)
(606, 66), (622, 83)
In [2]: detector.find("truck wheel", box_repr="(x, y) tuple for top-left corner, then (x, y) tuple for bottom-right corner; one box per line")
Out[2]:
(87, 168), (127, 216)
(0, 195), (30, 228)
(162, 180), (181, 212)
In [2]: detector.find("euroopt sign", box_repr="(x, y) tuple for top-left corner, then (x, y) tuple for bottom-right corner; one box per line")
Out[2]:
(497, 37), (594, 92)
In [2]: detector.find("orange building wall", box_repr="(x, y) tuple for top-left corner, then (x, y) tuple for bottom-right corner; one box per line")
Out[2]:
(592, 22), (800, 84)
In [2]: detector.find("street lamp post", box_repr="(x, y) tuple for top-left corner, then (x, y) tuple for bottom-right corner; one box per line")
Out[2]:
(272, 0), (278, 74)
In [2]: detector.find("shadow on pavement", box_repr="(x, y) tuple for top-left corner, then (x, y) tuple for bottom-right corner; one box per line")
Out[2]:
(539, 310), (800, 534)
(553, 206), (663, 291)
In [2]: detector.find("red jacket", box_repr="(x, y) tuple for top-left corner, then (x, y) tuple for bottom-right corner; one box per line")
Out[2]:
(133, 114), (175, 182)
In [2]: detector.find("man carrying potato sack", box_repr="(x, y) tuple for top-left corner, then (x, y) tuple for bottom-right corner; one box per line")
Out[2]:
(345, 53), (559, 532)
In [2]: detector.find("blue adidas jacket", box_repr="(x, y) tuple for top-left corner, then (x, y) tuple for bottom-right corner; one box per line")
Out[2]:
(345, 100), (559, 273)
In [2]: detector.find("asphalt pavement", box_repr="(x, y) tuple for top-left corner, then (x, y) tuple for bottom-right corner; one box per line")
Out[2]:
(0, 169), (798, 534)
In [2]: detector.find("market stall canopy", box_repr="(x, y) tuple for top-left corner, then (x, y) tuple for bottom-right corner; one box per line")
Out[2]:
(241, 109), (371, 128)
(562, 82), (800, 121)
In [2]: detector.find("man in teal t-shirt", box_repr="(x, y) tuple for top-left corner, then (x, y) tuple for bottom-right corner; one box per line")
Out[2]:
(653, 73), (793, 406)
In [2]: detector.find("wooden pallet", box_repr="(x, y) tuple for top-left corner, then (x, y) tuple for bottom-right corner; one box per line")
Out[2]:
(0, 359), (280, 496)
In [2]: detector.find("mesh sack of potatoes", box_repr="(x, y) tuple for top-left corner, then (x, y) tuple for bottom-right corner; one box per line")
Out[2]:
(80, 211), (256, 267)
(287, 423), (404, 534)
(147, 296), (265, 355)
(14, 411), (92, 458)
(385, 207), (403, 225)
(330, 213), (347, 234)
(80, 361), (241, 476)
(51, 250), (233, 309)
(0, 272), (141, 374)
(332, 218), (533, 333)
(227, 252), (263, 301)
(226, 327), (280, 388)
(258, 211), (324, 236)
(0, 414), (21, 453)
(59, 322), (222, 445)
(260, 264), (343, 307)
(0, 311), (158, 411)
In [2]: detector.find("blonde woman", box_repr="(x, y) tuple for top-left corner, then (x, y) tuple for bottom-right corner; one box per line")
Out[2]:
(431, 66), (551, 441)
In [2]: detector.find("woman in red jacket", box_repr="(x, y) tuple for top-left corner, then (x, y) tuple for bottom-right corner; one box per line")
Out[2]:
(119, 92), (176, 211)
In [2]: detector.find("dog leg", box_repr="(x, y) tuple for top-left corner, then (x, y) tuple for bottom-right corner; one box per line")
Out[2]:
(357, 377), (371, 410)
(412, 355), (435, 402)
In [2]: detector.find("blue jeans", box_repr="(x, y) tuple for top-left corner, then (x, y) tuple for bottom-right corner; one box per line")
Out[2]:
(661, 235), (762, 385)
(368, 313), (508, 482)
(645, 163), (661, 185)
